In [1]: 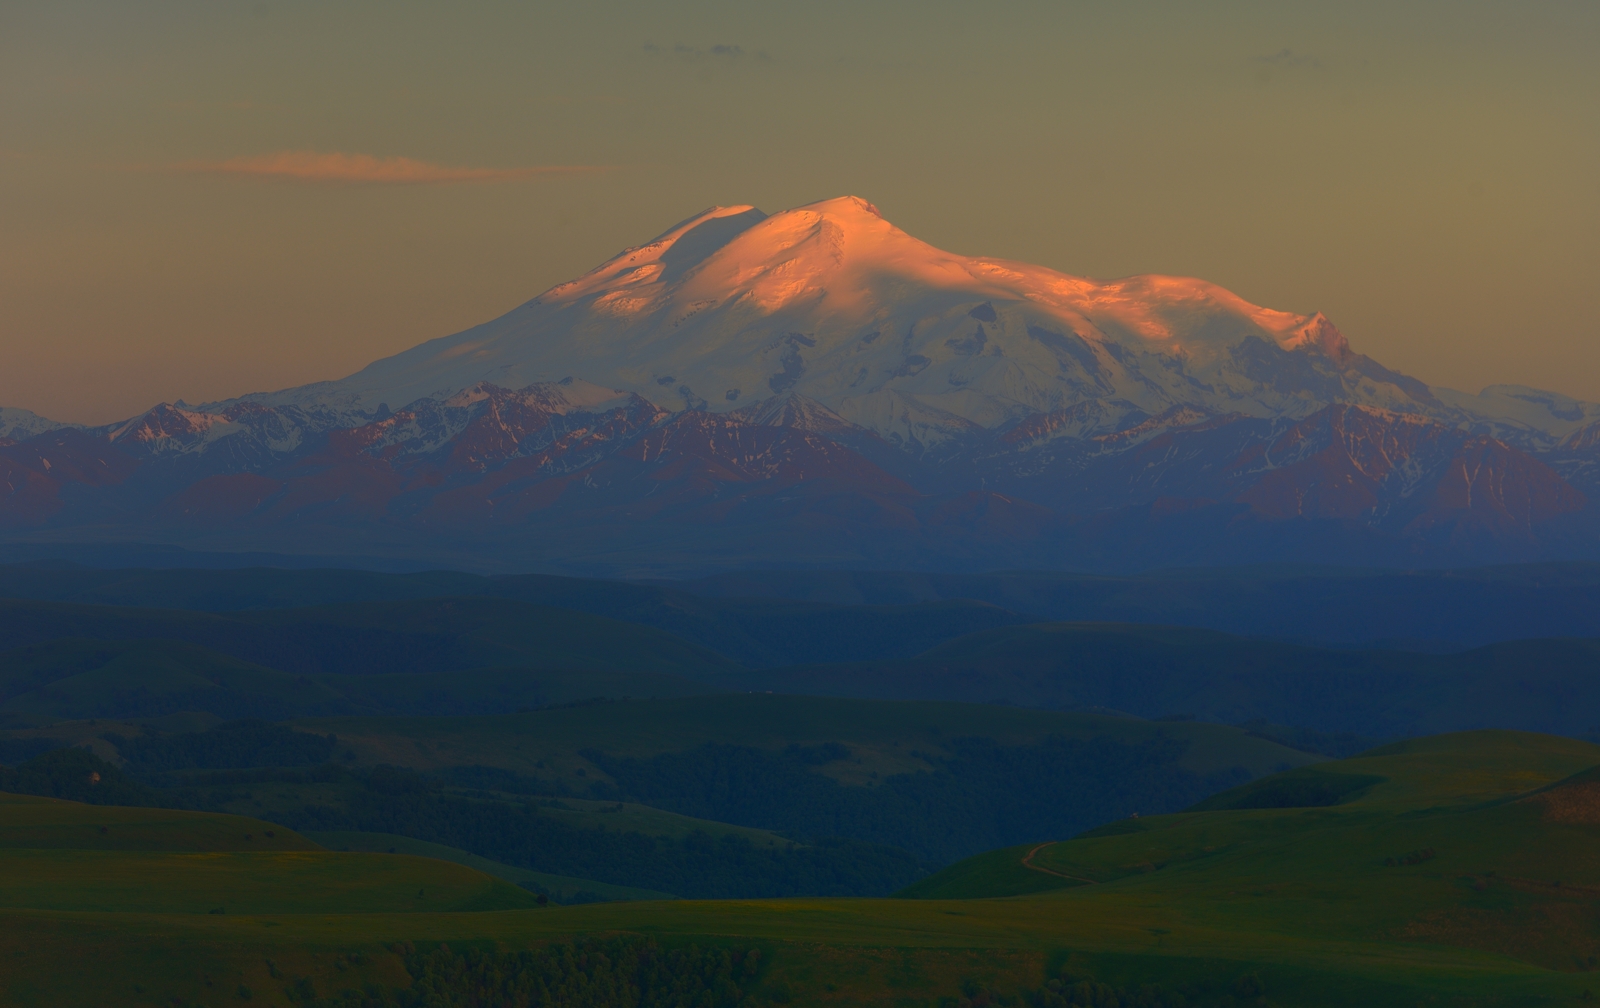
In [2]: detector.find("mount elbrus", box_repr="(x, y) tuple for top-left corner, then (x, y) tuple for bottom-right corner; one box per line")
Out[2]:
(4, 196), (1598, 573)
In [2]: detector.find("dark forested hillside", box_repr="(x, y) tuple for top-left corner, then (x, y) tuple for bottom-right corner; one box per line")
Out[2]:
(3, 586), (1599, 740)
(733, 624), (1600, 740)
(0, 564), (1033, 667)
(0, 596), (739, 678)
(582, 734), (1250, 864)
(10, 560), (1600, 660)
(671, 563), (1600, 649)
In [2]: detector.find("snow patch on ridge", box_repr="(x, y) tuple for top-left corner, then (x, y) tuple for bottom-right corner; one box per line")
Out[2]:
(108, 404), (246, 455)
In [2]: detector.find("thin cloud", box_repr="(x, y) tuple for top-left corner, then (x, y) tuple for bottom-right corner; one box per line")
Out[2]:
(643, 42), (771, 62)
(176, 151), (611, 185)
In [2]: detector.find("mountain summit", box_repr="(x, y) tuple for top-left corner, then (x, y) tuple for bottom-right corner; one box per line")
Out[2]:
(248, 196), (1473, 455)
(4, 197), (1598, 572)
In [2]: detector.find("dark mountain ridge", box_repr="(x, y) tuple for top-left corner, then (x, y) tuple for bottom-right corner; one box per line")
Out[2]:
(3, 394), (1593, 576)
(10, 560), (1600, 655)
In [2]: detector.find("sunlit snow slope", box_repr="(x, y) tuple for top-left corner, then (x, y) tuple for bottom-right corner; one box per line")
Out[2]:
(245, 196), (1580, 455)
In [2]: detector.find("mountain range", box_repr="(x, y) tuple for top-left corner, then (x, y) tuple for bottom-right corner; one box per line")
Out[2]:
(5, 196), (1598, 574)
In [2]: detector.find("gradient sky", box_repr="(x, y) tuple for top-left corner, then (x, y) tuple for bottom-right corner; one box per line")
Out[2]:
(4, 0), (1597, 425)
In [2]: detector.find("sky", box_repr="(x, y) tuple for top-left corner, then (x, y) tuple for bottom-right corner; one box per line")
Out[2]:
(3, 0), (1597, 425)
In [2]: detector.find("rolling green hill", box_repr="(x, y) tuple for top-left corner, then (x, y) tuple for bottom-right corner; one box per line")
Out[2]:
(215, 773), (803, 855)
(0, 790), (317, 852)
(0, 787), (612, 918)
(303, 830), (676, 903)
(5, 733), (1600, 1005)
(14, 564), (1600, 1002)
(0, 719), (934, 900)
(903, 730), (1600, 983)
(0, 848), (536, 914)
(0, 790), (537, 916)
(0, 694), (1317, 895)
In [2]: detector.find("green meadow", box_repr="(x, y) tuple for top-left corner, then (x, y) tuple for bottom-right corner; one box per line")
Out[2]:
(2, 729), (1598, 1005)
(304, 830), (675, 903)
(0, 790), (317, 852)
(0, 848), (536, 915)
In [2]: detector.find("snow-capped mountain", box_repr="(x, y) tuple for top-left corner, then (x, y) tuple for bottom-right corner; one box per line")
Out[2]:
(220, 196), (1599, 453)
(0, 407), (77, 443)
(3, 196), (1597, 573)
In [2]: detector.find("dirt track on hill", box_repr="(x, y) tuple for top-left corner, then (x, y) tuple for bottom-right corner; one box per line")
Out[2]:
(1020, 842), (1096, 884)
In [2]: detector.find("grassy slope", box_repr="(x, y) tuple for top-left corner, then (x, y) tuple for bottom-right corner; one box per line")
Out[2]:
(1, 877), (1590, 1007)
(4, 734), (1600, 1005)
(894, 840), (1068, 900)
(0, 849), (536, 914)
(902, 731), (1600, 987)
(0, 790), (319, 851)
(293, 693), (1317, 789)
(219, 782), (801, 855)
(0, 792), (538, 917)
(304, 830), (675, 902)
(531, 796), (798, 846)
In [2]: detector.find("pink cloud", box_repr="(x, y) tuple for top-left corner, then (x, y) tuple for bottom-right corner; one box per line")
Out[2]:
(177, 150), (610, 184)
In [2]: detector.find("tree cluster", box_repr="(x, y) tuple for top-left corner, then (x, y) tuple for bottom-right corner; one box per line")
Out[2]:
(104, 720), (339, 775)
(0, 746), (158, 806)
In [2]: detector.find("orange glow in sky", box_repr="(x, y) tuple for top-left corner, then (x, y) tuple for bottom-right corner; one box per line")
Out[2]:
(2, 0), (1597, 424)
